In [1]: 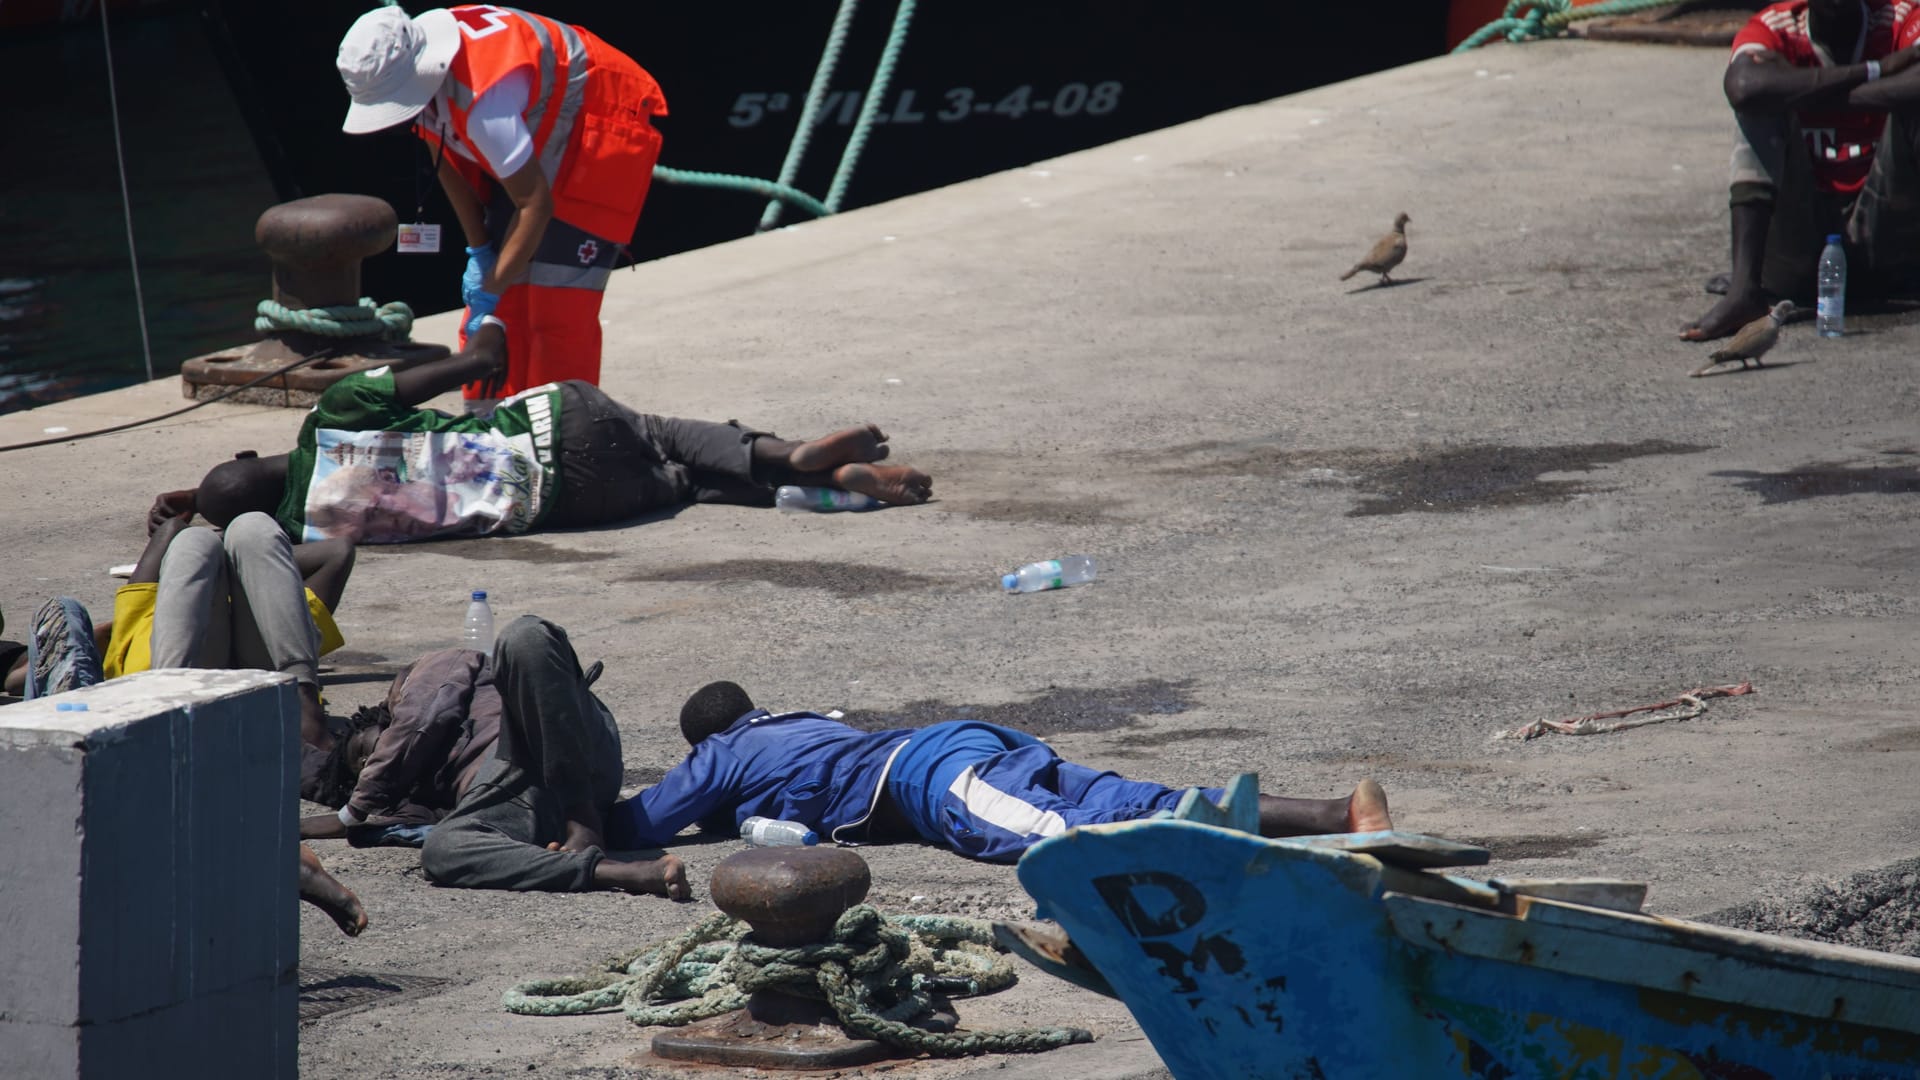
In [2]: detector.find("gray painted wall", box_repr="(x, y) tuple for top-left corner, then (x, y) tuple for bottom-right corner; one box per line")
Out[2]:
(1, 669), (298, 1079)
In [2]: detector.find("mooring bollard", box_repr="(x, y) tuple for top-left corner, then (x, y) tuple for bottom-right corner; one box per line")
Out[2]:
(180, 193), (448, 407)
(254, 194), (397, 312)
(651, 846), (955, 1069)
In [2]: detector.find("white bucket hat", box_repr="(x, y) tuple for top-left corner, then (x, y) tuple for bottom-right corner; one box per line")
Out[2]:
(337, 7), (462, 134)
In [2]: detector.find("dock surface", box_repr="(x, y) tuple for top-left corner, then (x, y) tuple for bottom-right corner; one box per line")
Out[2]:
(6, 39), (1920, 1079)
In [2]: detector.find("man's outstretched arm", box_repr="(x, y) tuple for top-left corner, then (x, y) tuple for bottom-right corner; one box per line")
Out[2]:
(391, 320), (508, 407)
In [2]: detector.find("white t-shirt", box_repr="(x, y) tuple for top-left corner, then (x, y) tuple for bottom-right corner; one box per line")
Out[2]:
(421, 69), (534, 177)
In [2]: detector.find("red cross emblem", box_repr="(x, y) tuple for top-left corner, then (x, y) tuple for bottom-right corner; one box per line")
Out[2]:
(577, 239), (599, 265)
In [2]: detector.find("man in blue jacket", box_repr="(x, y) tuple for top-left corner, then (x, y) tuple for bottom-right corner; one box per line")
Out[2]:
(606, 681), (1392, 864)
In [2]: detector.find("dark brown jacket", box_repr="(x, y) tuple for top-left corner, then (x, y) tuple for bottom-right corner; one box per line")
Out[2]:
(346, 647), (502, 824)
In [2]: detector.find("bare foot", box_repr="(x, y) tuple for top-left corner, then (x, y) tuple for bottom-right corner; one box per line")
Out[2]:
(594, 855), (693, 900)
(1681, 291), (1770, 342)
(298, 843), (368, 937)
(1345, 779), (1392, 834)
(790, 424), (890, 473)
(833, 462), (932, 506)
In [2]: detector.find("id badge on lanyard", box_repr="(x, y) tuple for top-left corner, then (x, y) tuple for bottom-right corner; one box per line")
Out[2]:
(399, 124), (449, 254)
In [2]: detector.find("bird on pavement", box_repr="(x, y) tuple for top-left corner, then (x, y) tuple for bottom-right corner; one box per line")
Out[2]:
(1340, 212), (1411, 286)
(1691, 300), (1793, 377)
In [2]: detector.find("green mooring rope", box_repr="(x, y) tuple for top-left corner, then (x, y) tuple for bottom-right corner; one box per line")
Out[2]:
(503, 905), (1094, 1057)
(758, 0), (863, 232)
(254, 297), (414, 340)
(653, 165), (832, 221)
(653, 0), (920, 225)
(825, 0), (917, 215)
(1453, 0), (1682, 53)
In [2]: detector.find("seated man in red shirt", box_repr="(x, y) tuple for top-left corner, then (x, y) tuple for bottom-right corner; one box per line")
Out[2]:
(1684, 0), (1920, 341)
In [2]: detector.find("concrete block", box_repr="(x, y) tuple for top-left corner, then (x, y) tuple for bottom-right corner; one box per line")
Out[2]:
(0, 669), (299, 1079)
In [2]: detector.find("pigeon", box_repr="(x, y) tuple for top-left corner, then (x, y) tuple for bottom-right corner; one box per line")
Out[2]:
(1340, 212), (1411, 285)
(1691, 300), (1793, 377)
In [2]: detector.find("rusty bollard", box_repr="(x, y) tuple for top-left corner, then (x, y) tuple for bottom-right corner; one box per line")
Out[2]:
(256, 193), (396, 312)
(650, 847), (955, 1069)
(180, 193), (448, 406)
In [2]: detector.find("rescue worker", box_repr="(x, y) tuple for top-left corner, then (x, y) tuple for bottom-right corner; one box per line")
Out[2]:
(335, 5), (667, 407)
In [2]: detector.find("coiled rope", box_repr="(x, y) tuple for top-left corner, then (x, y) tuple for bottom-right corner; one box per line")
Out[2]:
(253, 297), (414, 340)
(1453, 0), (1682, 53)
(504, 905), (1093, 1057)
(758, 0), (863, 232)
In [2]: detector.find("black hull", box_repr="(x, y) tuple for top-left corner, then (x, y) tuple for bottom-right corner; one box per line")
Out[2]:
(2, 2), (1446, 412)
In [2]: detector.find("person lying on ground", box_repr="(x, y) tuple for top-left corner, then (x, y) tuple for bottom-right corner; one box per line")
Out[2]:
(301, 615), (691, 900)
(145, 319), (932, 545)
(605, 681), (1394, 864)
(1683, 0), (1920, 341)
(298, 645), (504, 842)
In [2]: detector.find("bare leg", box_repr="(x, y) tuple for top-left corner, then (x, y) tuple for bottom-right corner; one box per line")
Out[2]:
(751, 424), (891, 476)
(786, 424), (891, 472)
(1256, 780), (1392, 838)
(593, 855), (692, 900)
(298, 842), (368, 936)
(300, 683), (332, 752)
(1683, 201), (1774, 341)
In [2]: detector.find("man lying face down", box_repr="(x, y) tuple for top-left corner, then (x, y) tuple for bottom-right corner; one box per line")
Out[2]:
(150, 320), (932, 546)
(302, 615), (691, 900)
(604, 682), (1393, 864)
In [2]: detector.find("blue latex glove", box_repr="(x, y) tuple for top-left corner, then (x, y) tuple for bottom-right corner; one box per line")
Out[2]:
(461, 243), (497, 308)
(464, 286), (500, 338)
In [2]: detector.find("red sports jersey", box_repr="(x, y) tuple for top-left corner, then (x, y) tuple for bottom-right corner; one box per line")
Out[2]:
(1731, 0), (1916, 193)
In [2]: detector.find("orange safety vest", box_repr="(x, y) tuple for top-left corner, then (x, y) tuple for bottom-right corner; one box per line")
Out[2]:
(417, 4), (667, 247)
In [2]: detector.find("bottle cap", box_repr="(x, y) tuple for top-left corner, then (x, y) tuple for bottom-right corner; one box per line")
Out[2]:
(471, 590), (487, 600)
(801, 830), (819, 845)
(1002, 573), (1019, 591)
(1827, 234), (1843, 244)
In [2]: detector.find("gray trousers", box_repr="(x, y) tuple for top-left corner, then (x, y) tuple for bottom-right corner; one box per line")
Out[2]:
(1730, 109), (1920, 296)
(150, 513), (320, 688)
(420, 616), (622, 892)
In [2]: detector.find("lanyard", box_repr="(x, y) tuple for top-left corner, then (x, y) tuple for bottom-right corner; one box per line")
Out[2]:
(415, 132), (448, 220)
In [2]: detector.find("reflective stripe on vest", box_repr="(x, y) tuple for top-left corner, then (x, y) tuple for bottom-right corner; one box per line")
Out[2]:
(437, 6), (590, 183)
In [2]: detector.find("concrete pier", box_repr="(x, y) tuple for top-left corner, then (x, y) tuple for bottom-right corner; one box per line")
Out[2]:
(0, 670), (299, 1079)
(4, 36), (1920, 1079)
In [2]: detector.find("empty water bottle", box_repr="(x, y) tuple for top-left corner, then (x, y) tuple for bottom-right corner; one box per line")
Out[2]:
(740, 816), (818, 847)
(1002, 556), (1098, 593)
(775, 485), (878, 512)
(463, 590), (494, 649)
(1818, 234), (1846, 338)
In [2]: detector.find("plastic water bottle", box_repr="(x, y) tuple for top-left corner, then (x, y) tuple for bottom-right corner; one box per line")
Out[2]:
(1002, 556), (1098, 593)
(740, 816), (818, 847)
(1817, 234), (1846, 338)
(462, 590), (494, 649)
(775, 485), (879, 512)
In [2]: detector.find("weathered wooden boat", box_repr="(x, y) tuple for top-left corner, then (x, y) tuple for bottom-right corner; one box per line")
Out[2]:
(1006, 775), (1920, 1079)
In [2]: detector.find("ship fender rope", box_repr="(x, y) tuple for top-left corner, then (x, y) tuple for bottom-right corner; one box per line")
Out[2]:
(1453, 0), (1684, 53)
(502, 905), (1093, 1056)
